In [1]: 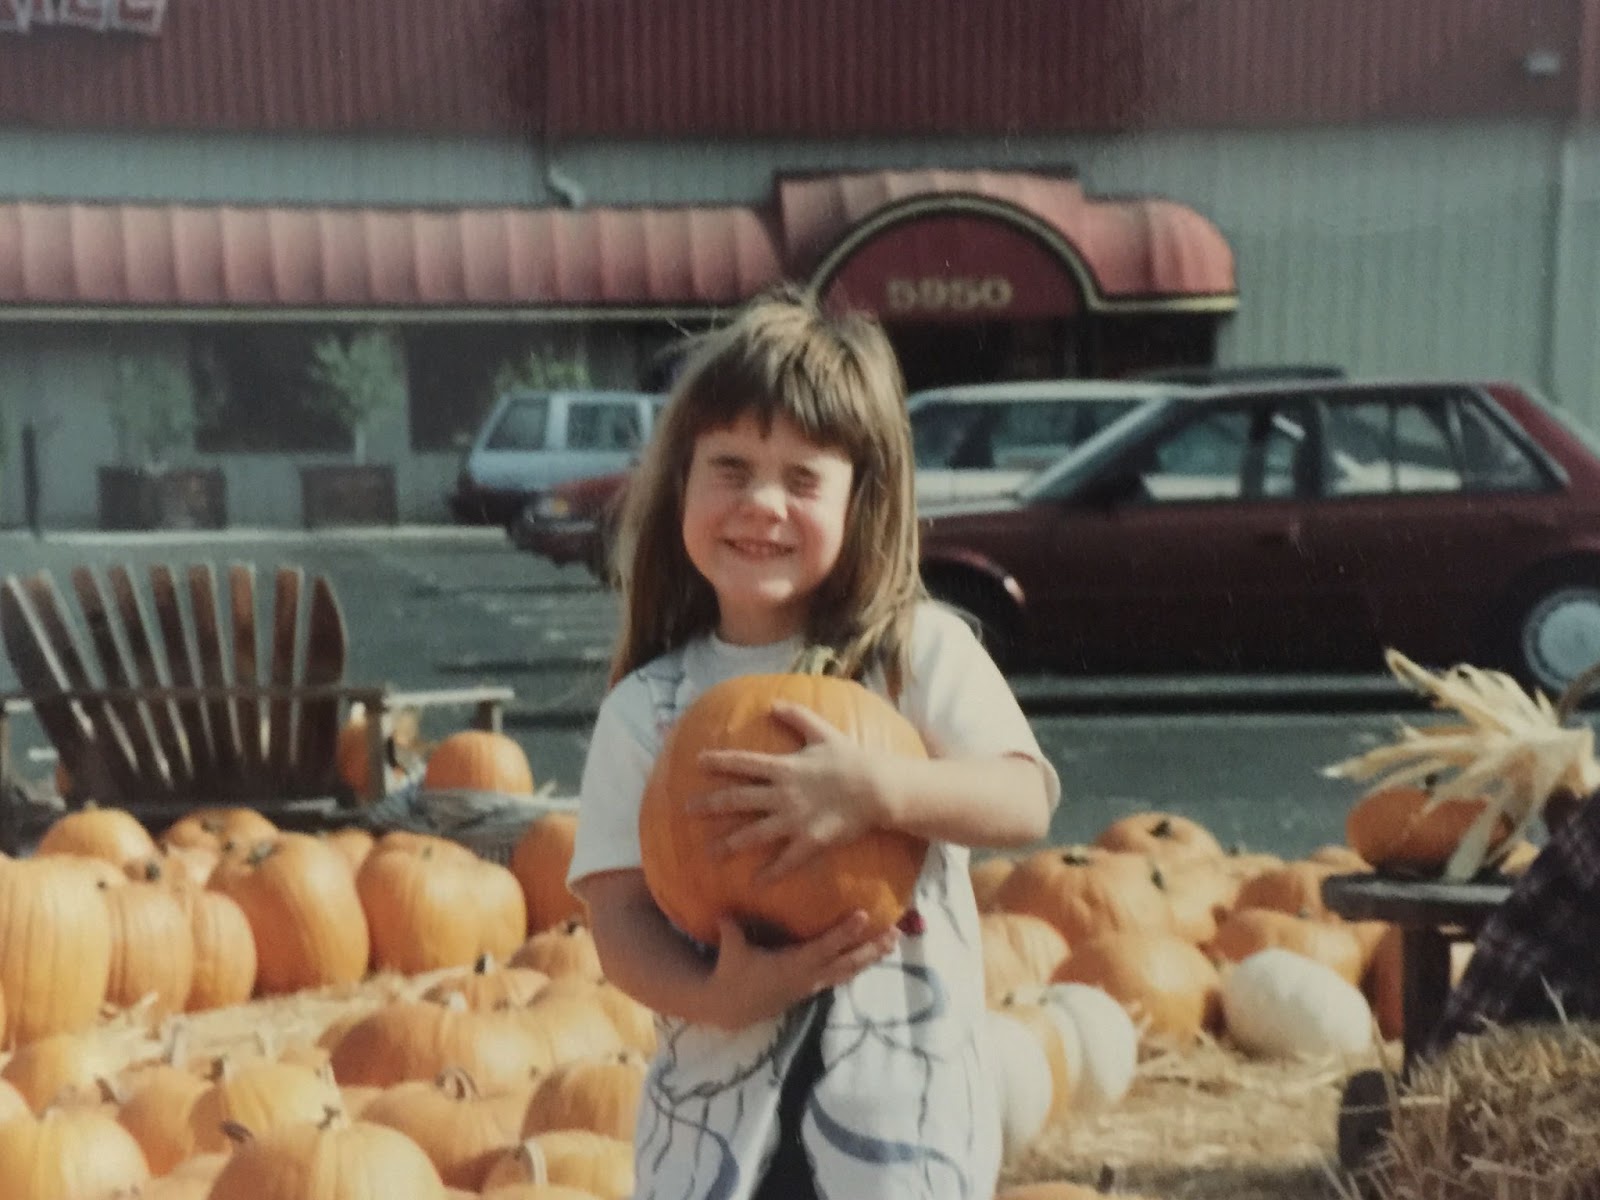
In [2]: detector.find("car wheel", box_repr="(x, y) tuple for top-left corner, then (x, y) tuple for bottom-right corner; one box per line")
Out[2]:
(1504, 574), (1600, 697)
(925, 572), (1019, 672)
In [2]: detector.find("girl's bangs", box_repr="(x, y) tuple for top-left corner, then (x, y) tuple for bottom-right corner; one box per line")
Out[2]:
(678, 339), (881, 462)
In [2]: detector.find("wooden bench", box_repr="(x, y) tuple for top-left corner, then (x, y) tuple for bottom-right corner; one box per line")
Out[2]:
(0, 562), (513, 849)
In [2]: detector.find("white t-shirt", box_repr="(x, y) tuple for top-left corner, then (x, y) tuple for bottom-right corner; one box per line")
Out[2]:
(570, 601), (1059, 1200)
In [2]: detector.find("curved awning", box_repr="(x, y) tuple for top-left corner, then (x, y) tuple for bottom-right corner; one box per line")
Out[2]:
(0, 171), (1234, 319)
(782, 169), (1237, 313)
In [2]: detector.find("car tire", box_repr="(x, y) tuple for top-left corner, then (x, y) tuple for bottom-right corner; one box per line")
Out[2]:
(925, 572), (1020, 673)
(1499, 569), (1600, 697)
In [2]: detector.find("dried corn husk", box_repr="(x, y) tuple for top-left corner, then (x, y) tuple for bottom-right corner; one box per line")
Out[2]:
(1323, 650), (1600, 880)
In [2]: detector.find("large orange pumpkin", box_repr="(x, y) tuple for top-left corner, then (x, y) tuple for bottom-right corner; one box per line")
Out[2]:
(423, 730), (535, 795)
(510, 812), (587, 932)
(638, 674), (929, 947)
(1345, 785), (1511, 874)
(0, 855), (114, 1044)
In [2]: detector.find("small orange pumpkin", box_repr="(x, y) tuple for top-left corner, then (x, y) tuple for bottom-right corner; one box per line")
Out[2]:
(37, 806), (157, 865)
(994, 847), (1173, 945)
(1053, 931), (1222, 1044)
(422, 730), (535, 795)
(510, 812), (587, 932)
(1093, 812), (1223, 862)
(638, 673), (928, 946)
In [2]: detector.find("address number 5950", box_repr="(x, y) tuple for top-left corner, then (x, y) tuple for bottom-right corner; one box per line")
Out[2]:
(885, 276), (1015, 314)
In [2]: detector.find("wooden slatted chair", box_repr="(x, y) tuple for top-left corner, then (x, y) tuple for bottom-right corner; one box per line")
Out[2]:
(0, 562), (513, 846)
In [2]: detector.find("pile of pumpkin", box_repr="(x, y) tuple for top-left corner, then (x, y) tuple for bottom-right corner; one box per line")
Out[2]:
(0, 787), (656, 1199)
(969, 789), (1550, 1167)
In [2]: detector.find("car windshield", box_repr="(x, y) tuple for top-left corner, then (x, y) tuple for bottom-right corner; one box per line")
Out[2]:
(1020, 397), (1181, 500)
(484, 395), (550, 450)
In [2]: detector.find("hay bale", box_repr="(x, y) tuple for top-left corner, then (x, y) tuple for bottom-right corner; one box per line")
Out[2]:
(1368, 1021), (1600, 1199)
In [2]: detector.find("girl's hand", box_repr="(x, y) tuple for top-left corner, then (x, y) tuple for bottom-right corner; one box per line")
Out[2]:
(702, 909), (899, 1029)
(692, 700), (899, 882)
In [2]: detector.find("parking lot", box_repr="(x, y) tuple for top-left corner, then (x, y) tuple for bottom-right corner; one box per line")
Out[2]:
(0, 525), (1418, 857)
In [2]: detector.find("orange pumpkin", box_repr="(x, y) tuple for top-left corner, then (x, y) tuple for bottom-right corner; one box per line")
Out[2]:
(113, 1063), (208, 1174)
(361, 1067), (531, 1191)
(521, 1050), (647, 1140)
(328, 997), (559, 1092)
(1233, 861), (1338, 921)
(209, 833), (369, 994)
(37, 806), (157, 865)
(969, 856), (1016, 912)
(510, 812), (587, 932)
(980, 912), (1071, 1004)
(1, 1030), (124, 1111)
(511, 919), (605, 981)
(422, 953), (550, 1011)
(0, 1106), (150, 1199)
(180, 887), (258, 1012)
(188, 1058), (344, 1154)
(638, 674), (928, 946)
(0, 855), (114, 1044)
(336, 712), (409, 798)
(1053, 931), (1222, 1044)
(423, 730), (535, 795)
(358, 840), (506, 974)
(994, 847), (1173, 945)
(206, 1110), (445, 1200)
(1208, 907), (1364, 986)
(160, 807), (277, 854)
(1093, 812), (1223, 862)
(481, 1131), (635, 1200)
(1345, 785), (1511, 874)
(103, 877), (196, 1018)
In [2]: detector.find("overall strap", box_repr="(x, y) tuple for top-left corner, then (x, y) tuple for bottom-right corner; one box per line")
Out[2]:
(639, 647), (690, 738)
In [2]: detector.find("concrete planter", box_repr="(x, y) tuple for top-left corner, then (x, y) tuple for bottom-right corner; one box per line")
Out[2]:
(299, 463), (398, 529)
(97, 466), (228, 531)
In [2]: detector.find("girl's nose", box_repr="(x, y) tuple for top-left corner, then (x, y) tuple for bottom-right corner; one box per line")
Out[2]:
(743, 478), (786, 518)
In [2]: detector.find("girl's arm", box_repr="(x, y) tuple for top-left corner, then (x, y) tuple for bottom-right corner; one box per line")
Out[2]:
(574, 867), (900, 1030)
(875, 750), (1052, 847)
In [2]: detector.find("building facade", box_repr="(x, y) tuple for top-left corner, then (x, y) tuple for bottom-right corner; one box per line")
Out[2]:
(2, 0), (1598, 528)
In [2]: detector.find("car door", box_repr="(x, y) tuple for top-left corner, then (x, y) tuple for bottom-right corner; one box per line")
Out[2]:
(1021, 395), (1364, 671)
(556, 397), (647, 485)
(1296, 385), (1555, 666)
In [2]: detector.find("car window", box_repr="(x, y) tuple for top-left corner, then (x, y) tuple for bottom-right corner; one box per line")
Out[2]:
(484, 395), (549, 450)
(1456, 398), (1546, 492)
(1134, 401), (1311, 502)
(567, 401), (643, 451)
(1320, 389), (1547, 496)
(911, 402), (985, 467)
(992, 399), (1140, 470)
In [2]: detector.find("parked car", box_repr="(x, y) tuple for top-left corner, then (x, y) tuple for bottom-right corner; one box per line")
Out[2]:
(448, 389), (665, 525)
(919, 379), (1600, 693)
(509, 379), (1184, 577)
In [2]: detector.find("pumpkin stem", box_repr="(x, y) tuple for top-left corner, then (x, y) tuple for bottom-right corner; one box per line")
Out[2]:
(473, 952), (495, 974)
(517, 1139), (552, 1188)
(1059, 848), (1095, 866)
(317, 1103), (344, 1131)
(789, 644), (841, 676)
(220, 1120), (255, 1146)
(245, 841), (278, 868)
(1096, 1163), (1119, 1193)
(435, 1065), (481, 1100)
(1151, 817), (1174, 838)
(138, 859), (162, 883)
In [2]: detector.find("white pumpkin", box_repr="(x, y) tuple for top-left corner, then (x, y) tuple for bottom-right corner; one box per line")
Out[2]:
(1037, 982), (1138, 1110)
(1222, 948), (1374, 1059)
(981, 1008), (1054, 1158)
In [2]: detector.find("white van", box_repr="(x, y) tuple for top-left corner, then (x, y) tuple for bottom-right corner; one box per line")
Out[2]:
(449, 389), (665, 525)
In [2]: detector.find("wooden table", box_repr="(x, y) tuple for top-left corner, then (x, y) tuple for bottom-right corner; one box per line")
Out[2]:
(1322, 872), (1511, 1071)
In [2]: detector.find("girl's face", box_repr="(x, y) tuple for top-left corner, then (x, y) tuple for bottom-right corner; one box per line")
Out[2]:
(681, 411), (854, 645)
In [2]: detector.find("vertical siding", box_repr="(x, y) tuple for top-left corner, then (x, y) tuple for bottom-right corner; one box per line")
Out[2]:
(1546, 127), (1600, 427)
(542, 0), (1580, 137)
(0, 131), (548, 207)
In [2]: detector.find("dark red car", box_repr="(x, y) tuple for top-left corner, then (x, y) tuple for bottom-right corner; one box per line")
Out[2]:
(507, 467), (629, 579)
(919, 380), (1600, 694)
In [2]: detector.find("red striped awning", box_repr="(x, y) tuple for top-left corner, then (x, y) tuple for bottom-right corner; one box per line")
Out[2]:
(0, 171), (1234, 316)
(0, 201), (784, 313)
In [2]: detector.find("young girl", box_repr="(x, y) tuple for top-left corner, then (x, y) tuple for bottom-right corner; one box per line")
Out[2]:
(568, 290), (1059, 1200)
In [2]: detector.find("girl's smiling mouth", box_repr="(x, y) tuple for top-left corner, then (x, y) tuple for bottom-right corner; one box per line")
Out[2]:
(726, 539), (794, 558)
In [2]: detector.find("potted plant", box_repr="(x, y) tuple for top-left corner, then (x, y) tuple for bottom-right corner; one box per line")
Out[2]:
(98, 353), (226, 530)
(299, 327), (407, 528)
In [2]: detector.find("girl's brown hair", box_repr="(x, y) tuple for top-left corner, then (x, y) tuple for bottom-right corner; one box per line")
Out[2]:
(609, 287), (922, 689)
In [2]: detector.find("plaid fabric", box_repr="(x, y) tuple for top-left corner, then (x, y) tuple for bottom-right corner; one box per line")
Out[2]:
(1432, 792), (1600, 1053)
